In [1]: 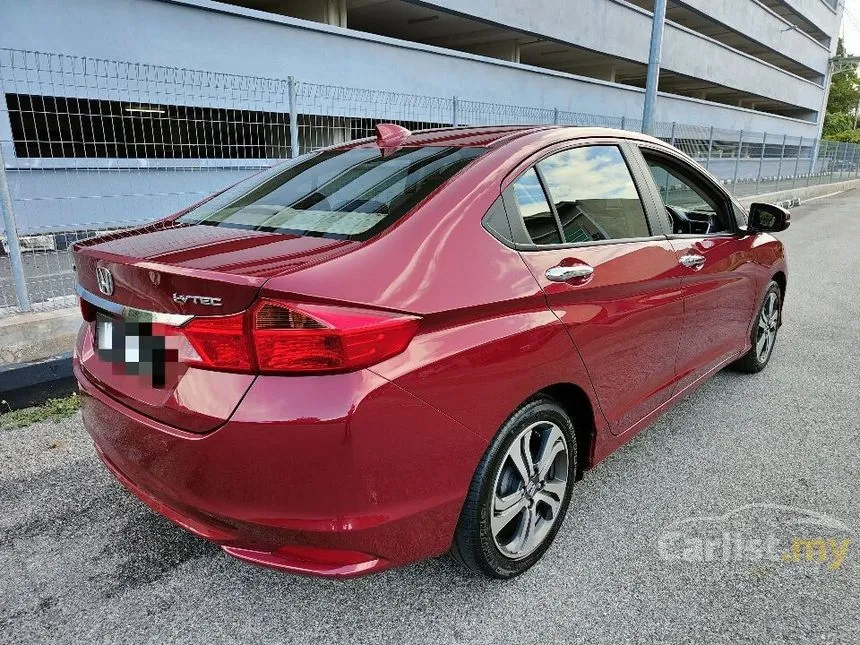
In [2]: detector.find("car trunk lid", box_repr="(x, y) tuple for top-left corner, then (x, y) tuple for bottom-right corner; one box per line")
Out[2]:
(72, 221), (358, 432)
(73, 221), (356, 315)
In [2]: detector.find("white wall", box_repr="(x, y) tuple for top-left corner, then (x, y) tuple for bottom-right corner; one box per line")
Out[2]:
(418, 0), (827, 111)
(677, 0), (830, 75)
(0, 0), (824, 135)
(0, 0), (832, 232)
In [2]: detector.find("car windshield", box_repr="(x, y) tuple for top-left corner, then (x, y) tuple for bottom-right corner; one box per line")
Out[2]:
(178, 146), (486, 241)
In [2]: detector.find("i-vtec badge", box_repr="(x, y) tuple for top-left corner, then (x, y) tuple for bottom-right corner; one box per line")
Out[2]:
(173, 293), (223, 307)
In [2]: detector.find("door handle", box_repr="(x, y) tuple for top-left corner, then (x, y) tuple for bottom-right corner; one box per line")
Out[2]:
(545, 264), (594, 282)
(679, 254), (706, 269)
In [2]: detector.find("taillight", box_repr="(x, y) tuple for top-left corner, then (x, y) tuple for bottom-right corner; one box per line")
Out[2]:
(181, 311), (254, 372)
(179, 300), (419, 375)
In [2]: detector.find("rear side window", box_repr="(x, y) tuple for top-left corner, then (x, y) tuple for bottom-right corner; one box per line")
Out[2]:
(178, 146), (485, 241)
(510, 168), (562, 245)
(537, 146), (649, 243)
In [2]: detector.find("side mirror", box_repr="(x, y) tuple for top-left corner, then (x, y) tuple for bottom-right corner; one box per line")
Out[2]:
(747, 202), (790, 233)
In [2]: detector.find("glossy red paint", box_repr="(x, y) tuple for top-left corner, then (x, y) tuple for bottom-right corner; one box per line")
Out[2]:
(518, 240), (686, 434)
(668, 235), (760, 392)
(73, 125), (787, 577)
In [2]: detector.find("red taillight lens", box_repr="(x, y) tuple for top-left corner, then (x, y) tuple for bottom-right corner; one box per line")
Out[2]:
(181, 311), (254, 371)
(177, 300), (418, 375)
(251, 300), (419, 374)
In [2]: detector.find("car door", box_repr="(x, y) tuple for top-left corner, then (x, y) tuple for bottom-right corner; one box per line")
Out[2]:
(502, 141), (685, 435)
(638, 147), (759, 393)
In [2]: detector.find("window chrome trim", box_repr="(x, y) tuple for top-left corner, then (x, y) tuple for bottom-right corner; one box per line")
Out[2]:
(76, 284), (193, 327)
(512, 234), (669, 252)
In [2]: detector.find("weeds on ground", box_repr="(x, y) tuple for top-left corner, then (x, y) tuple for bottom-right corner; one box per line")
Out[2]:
(0, 393), (81, 429)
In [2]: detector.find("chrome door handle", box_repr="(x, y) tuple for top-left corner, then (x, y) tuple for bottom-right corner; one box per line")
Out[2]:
(545, 264), (594, 282)
(679, 254), (706, 269)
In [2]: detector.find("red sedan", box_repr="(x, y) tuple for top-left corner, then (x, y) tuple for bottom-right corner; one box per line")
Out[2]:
(72, 124), (789, 579)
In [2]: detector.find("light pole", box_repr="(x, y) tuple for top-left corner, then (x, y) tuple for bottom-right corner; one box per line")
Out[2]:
(814, 55), (860, 165)
(642, 0), (667, 136)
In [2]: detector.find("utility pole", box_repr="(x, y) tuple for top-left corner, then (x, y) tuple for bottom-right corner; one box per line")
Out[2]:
(642, 0), (667, 136)
(813, 55), (860, 172)
(854, 95), (860, 130)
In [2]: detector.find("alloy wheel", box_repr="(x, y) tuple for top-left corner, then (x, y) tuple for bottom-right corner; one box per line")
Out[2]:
(490, 420), (569, 560)
(756, 291), (780, 363)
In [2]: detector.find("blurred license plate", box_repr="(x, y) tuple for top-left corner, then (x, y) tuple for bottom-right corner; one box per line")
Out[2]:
(95, 314), (171, 386)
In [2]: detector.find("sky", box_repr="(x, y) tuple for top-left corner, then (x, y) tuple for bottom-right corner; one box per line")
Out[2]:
(841, 0), (860, 54)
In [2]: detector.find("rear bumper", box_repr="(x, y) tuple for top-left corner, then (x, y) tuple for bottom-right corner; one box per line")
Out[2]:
(75, 359), (486, 578)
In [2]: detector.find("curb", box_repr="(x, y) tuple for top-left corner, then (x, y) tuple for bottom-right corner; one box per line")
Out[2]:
(0, 352), (75, 410)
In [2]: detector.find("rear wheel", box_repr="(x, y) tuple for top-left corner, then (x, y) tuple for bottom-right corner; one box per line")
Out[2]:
(451, 398), (576, 578)
(732, 280), (782, 373)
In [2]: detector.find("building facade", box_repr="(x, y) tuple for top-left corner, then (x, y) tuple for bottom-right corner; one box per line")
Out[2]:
(0, 0), (846, 235)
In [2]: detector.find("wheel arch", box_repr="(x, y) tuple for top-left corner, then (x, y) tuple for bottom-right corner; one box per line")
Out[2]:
(771, 270), (787, 297)
(534, 382), (597, 479)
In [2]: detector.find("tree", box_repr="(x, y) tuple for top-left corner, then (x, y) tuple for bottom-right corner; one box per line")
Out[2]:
(824, 38), (860, 139)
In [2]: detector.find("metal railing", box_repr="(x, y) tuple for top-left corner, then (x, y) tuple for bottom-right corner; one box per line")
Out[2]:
(1, 47), (858, 315)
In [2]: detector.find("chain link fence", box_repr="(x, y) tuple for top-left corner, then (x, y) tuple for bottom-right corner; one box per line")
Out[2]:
(1, 47), (858, 315)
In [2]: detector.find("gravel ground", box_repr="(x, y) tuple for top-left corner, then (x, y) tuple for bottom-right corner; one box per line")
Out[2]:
(1, 192), (858, 644)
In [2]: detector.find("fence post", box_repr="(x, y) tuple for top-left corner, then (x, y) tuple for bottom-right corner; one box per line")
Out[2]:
(840, 143), (850, 181)
(669, 121), (677, 147)
(705, 126), (714, 171)
(774, 133), (787, 192)
(847, 144), (855, 180)
(288, 76), (299, 159)
(452, 96), (459, 127)
(553, 108), (559, 125)
(792, 136), (803, 190)
(0, 143), (30, 312)
(755, 132), (767, 194)
(621, 116), (627, 131)
(731, 130), (743, 194)
(830, 142), (838, 181)
(807, 138), (816, 187)
(851, 143), (857, 179)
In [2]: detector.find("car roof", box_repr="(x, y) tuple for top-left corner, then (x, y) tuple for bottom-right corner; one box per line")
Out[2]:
(345, 124), (666, 150)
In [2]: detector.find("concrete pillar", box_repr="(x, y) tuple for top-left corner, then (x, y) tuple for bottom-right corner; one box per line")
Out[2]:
(462, 39), (520, 63)
(281, 0), (347, 27)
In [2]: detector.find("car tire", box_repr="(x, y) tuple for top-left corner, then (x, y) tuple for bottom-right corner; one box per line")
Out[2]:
(731, 280), (782, 373)
(451, 397), (577, 579)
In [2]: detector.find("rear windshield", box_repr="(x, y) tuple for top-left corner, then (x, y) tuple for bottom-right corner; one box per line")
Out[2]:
(178, 146), (486, 240)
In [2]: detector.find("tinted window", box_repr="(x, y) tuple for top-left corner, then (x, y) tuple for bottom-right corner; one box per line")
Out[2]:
(537, 146), (649, 242)
(179, 146), (485, 240)
(645, 157), (731, 235)
(510, 168), (562, 245)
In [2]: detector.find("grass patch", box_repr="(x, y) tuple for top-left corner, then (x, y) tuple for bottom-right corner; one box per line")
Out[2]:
(0, 393), (81, 429)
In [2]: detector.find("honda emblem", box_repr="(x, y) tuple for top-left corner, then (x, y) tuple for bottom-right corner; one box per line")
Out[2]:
(96, 266), (114, 296)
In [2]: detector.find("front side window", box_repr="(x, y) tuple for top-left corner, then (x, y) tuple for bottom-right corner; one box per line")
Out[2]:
(645, 156), (732, 235)
(178, 146), (485, 240)
(537, 146), (650, 243)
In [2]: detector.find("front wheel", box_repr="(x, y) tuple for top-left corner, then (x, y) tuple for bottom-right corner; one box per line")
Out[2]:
(732, 280), (782, 373)
(451, 398), (576, 579)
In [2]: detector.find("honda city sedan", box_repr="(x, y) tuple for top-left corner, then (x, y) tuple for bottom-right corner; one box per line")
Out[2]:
(72, 124), (789, 579)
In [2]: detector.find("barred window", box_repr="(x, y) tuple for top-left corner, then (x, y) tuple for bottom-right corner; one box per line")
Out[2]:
(5, 93), (291, 159)
(4, 94), (449, 161)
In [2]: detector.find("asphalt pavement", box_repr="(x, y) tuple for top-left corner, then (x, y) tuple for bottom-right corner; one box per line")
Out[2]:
(1, 191), (858, 644)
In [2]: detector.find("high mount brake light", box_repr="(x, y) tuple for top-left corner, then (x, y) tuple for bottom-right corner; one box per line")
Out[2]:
(180, 300), (419, 374)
